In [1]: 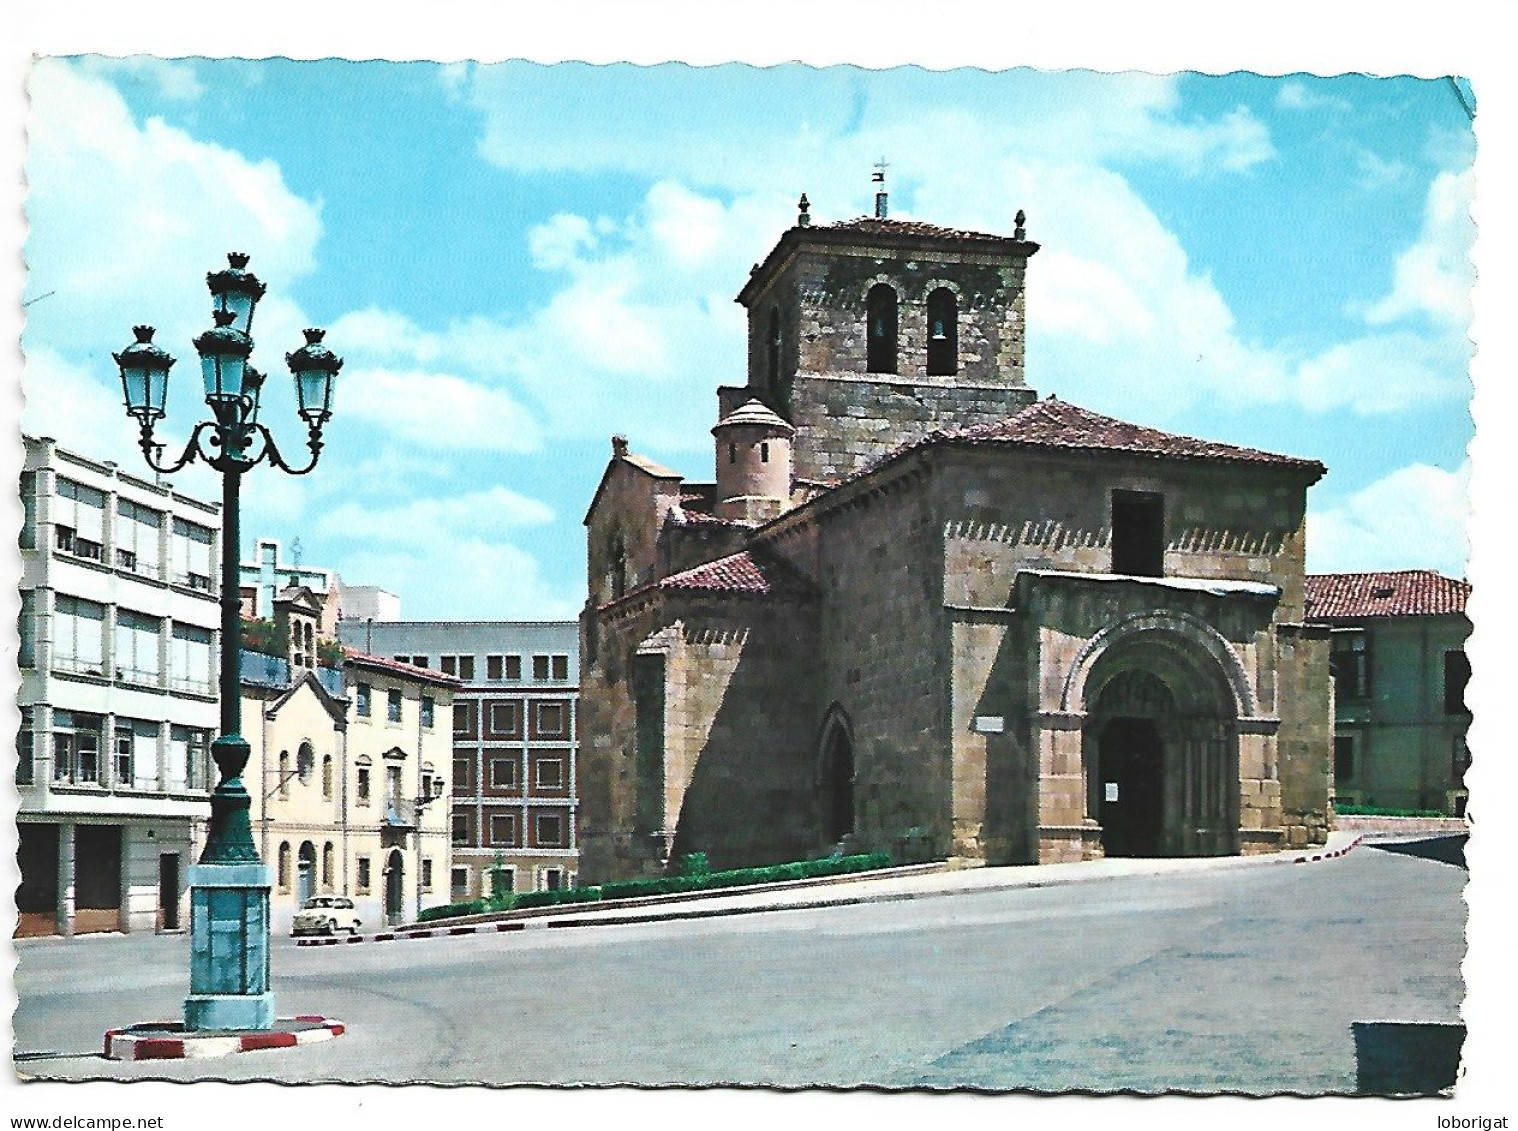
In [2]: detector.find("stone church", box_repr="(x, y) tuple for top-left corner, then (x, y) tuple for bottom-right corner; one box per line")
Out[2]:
(578, 183), (1333, 883)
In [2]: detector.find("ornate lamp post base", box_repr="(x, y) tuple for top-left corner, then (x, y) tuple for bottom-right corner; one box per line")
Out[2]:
(185, 734), (274, 1032)
(184, 862), (275, 1031)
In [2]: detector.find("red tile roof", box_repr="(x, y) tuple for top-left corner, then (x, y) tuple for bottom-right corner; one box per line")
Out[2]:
(656, 550), (813, 598)
(341, 646), (463, 687)
(824, 216), (1016, 244)
(864, 396), (1324, 478)
(1305, 571), (1470, 620)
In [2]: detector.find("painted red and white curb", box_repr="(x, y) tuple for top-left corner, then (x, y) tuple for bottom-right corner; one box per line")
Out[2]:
(1288, 834), (1364, 864)
(104, 1016), (345, 1061)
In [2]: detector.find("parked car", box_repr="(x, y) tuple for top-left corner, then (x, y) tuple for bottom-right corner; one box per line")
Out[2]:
(291, 896), (362, 936)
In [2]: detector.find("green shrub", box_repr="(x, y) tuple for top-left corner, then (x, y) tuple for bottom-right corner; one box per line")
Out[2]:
(417, 898), (486, 922)
(680, 852), (711, 877)
(512, 886), (602, 910)
(1335, 804), (1448, 818)
(597, 853), (893, 902)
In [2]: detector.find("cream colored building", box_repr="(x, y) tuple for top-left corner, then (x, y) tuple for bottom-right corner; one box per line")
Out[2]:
(242, 591), (458, 933)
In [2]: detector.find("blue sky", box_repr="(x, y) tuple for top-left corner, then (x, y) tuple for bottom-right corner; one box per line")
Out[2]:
(22, 59), (1475, 619)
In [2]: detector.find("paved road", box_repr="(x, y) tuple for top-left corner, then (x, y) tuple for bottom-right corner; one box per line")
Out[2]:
(13, 843), (1464, 1091)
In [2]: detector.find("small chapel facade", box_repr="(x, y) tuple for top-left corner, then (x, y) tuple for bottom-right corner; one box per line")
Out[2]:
(578, 188), (1334, 883)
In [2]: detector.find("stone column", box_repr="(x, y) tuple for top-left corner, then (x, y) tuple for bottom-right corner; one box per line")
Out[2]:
(57, 822), (75, 938)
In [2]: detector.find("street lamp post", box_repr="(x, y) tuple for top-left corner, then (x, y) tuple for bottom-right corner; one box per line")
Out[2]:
(115, 252), (343, 1032)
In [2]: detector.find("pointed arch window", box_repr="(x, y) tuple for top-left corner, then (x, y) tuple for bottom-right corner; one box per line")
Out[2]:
(866, 284), (898, 374)
(609, 534), (627, 601)
(927, 287), (958, 376)
(767, 306), (781, 390)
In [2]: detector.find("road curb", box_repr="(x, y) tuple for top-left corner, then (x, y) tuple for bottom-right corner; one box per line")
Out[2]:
(104, 1016), (345, 1061)
(295, 835), (1367, 949)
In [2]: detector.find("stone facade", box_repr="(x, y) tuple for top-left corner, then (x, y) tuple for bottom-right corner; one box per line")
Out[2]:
(579, 205), (1334, 883)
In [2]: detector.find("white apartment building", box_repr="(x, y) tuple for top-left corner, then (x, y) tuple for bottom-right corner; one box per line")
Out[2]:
(18, 435), (221, 938)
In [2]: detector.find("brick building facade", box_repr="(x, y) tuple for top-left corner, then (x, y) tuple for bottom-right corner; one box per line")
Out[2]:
(579, 192), (1334, 883)
(336, 620), (581, 897)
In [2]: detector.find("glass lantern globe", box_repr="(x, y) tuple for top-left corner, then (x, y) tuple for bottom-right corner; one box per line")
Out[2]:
(113, 325), (175, 421)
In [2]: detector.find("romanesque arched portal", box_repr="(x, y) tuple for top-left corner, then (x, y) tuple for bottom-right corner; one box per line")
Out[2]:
(1078, 625), (1242, 858)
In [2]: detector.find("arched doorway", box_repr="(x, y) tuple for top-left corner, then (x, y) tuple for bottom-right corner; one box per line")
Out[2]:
(384, 849), (405, 926)
(1080, 630), (1241, 859)
(817, 707), (855, 847)
(296, 841), (316, 905)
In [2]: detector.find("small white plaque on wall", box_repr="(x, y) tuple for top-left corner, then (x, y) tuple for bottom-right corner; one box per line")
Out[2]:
(1105, 782), (1119, 802)
(973, 716), (1005, 734)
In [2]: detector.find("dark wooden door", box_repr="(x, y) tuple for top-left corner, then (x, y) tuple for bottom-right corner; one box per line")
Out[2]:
(1098, 717), (1164, 857)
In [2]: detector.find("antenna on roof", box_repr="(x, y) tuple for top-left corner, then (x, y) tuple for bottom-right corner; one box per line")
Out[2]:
(873, 158), (889, 219)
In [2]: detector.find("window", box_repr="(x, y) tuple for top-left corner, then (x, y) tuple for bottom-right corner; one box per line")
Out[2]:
(533, 654), (569, 682)
(489, 867), (515, 896)
(169, 622), (213, 694)
(487, 654), (504, 681)
(278, 750), (291, 798)
(17, 707), (35, 785)
(926, 287), (958, 376)
(1111, 490), (1165, 577)
(386, 765), (403, 811)
(421, 858), (433, 891)
(387, 687), (403, 724)
(115, 499), (163, 578)
(52, 710), (102, 785)
(440, 654), (476, 680)
(536, 702), (566, 737)
(322, 754), (334, 799)
(728, 443), (737, 465)
(113, 729), (134, 788)
(356, 682), (372, 717)
(490, 812), (518, 847)
(1334, 736), (1355, 781)
(761, 441), (770, 463)
(453, 755), (473, 795)
(767, 306), (781, 389)
(114, 609), (163, 685)
(451, 866), (470, 895)
(170, 518), (214, 591)
(535, 812), (564, 848)
(20, 471), (36, 550)
(538, 868), (564, 892)
(411, 655), (428, 668)
(866, 283), (898, 374)
(504, 654), (522, 681)
(1444, 650), (1471, 715)
(535, 758), (564, 790)
(490, 757), (518, 789)
(278, 842), (292, 891)
(421, 769), (435, 799)
(357, 765), (371, 804)
(421, 695), (435, 729)
(18, 589), (36, 668)
(488, 700), (519, 738)
(1330, 633), (1368, 701)
(356, 856), (371, 893)
(1452, 735), (1471, 782)
(532, 654), (549, 681)
(323, 842), (335, 890)
(295, 742), (314, 785)
(453, 701), (477, 738)
(552, 655), (568, 681)
(169, 725), (211, 792)
(55, 478), (105, 562)
(52, 595), (106, 675)
(452, 812), (470, 847)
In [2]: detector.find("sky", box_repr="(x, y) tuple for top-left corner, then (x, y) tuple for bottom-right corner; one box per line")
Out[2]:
(21, 58), (1476, 620)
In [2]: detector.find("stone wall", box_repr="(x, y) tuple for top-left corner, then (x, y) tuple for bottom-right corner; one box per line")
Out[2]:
(787, 373), (1037, 483)
(1274, 622), (1334, 848)
(809, 468), (954, 858)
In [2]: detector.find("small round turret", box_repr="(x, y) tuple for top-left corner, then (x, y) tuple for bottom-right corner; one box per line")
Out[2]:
(712, 399), (794, 522)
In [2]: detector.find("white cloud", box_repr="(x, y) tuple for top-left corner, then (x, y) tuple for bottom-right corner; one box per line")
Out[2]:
(77, 56), (206, 102)
(1275, 81), (1352, 114)
(334, 540), (578, 621)
(319, 486), (553, 545)
(24, 60), (325, 422)
(335, 367), (542, 453)
(1364, 168), (1475, 328)
(1308, 463), (1469, 577)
